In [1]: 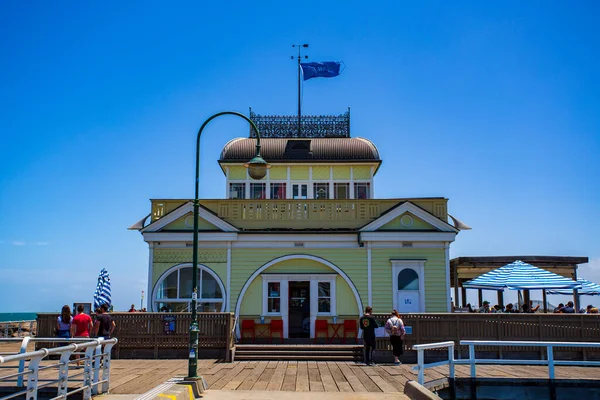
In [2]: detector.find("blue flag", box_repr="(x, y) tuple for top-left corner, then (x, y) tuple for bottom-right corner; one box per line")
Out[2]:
(300, 62), (341, 81)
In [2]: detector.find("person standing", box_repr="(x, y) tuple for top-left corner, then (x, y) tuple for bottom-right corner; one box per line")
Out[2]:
(70, 305), (93, 366)
(71, 305), (93, 338)
(93, 304), (116, 338)
(56, 305), (73, 339)
(128, 304), (136, 312)
(359, 306), (378, 366)
(385, 310), (406, 365)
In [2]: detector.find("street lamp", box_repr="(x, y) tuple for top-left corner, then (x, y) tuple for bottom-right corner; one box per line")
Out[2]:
(187, 111), (269, 380)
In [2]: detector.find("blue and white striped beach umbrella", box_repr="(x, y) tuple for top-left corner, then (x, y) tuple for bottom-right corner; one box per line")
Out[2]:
(547, 278), (600, 296)
(463, 260), (582, 291)
(93, 268), (112, 310)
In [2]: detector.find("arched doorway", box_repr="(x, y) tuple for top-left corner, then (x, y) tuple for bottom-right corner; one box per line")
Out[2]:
(235, 255), (363, 338)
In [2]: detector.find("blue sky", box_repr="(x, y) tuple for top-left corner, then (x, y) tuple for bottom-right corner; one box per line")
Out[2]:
(1, 2), (598, 312)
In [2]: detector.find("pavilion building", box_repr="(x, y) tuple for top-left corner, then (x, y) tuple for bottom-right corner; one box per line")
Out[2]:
(129, 110), (468, 339)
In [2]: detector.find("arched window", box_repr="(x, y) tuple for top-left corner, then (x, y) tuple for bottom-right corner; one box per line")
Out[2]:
(397, 268), (419, 291)
(153, 264), (225, 312)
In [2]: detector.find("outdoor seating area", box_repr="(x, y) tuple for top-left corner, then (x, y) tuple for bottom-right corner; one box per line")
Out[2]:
(240, 318), (358, 344)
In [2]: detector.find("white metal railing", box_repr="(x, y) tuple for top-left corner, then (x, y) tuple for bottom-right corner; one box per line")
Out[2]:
(412, 341), (455, 385)
(412, 340), (600, 385)
(0, 337), (117, 400)
(1, 321), (36, 339)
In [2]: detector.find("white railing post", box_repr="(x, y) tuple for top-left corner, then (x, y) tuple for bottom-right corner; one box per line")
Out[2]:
(17, 336), (31, 387)
(92, 342), (102, 394)
(57, 347), (74, 397)
(417, 349), (425, 385)
(469, 344), (476, 378)
(547, 344), (555, 379)
(101, 341), (116, 393)
(448, 343), (455, 380)
(83, 345), (96, 400)
(26, 354), (44, 400)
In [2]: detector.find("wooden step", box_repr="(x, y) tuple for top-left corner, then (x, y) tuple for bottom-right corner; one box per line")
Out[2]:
(234, 354), (361, 361)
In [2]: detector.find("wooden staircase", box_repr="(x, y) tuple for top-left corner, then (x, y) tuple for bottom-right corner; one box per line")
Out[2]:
(233, 344), (363, 361)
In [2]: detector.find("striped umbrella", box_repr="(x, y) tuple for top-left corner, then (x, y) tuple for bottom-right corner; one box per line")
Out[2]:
(547, 278), (600, 296)
(463, 260), (582, 291)
(93, 268), (112, 310)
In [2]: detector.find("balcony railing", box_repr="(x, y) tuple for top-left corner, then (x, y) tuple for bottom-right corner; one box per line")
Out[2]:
(150, 198), (448, 230)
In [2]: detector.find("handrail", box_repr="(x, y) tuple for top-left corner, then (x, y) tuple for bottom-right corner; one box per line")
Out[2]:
(460, 340), (600, 380)
(412, 341), (455, 385)
(0, 337), (117, 400)
(412, 340), (600, 385)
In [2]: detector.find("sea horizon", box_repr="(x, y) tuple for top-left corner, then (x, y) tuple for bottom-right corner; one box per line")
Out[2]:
(0, 312), (38, 322)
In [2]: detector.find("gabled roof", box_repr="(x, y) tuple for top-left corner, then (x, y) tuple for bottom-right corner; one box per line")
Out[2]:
(360, 201), (458, 233)
(140, 202), (239, 233)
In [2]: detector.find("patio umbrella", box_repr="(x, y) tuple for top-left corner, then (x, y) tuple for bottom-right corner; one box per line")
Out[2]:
(547, 278), (600, 296)
(93, 268), (112, 310)
(463, 260), (581, 291)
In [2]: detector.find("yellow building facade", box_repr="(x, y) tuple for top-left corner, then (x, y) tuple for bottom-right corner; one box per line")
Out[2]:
(130, 111), (464, 339)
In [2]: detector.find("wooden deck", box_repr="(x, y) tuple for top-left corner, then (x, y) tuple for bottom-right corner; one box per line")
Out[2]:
(113, 360), (600, 394)
(3, 357), (600, 395)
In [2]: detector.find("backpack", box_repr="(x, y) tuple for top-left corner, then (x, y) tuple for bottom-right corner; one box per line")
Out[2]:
(390, 318), (400, 335)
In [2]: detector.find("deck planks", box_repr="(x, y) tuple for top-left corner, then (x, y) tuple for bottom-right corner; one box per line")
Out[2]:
(3, 358), (600, 395)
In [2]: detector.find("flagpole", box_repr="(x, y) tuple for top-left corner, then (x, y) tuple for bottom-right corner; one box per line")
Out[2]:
(292, 44), (308, 136)
(297, 53), (301, 136)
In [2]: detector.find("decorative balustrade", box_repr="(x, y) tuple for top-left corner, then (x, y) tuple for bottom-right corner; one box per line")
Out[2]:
(150, 198), (449, 230)
(248, 110), (350, 138)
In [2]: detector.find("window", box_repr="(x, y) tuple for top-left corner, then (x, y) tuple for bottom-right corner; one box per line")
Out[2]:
(317, 282), (331, 313)
(250, 183), (266, 199)
(267, 282), (281, 313)
(270, 183), (287, 200)
(354, 183), (370, 199)
(398, 269), (419, 290)
(313, 183), (329, 199)
(292, 184), (308, 199)
(229, 183), (245, 199)
(154, 265), (225, 312)
(334, 183), (349, 199)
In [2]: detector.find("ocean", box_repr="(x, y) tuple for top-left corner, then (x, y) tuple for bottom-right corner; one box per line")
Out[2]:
(0, 312), (38, 322)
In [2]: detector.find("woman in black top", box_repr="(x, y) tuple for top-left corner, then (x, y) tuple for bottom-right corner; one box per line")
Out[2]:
(359, 306), (378, 366)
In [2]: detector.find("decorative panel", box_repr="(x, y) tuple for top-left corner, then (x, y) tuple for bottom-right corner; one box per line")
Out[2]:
(269, 166), (287, 180)
(353, 166), (371, 180)
(312, 166), (330, 180)
(290, 166), (309, 180)
(332, 166), (351, 180)
(154, 249), (227, 263)
(228, 166), (246, 180)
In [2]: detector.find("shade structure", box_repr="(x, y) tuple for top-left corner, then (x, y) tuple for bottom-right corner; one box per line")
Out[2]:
(547, 278), (600, 296)
(93, 268), (112, 310)
(463, 260), (582, 291)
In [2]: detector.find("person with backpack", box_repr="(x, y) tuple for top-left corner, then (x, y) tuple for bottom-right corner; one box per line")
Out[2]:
(385, 310), (406, 365)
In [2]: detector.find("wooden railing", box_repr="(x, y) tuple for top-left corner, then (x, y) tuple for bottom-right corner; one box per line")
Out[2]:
(371, 313), (600, 356)
(36, 313), (234, 359)
(150, 198), (449, 229)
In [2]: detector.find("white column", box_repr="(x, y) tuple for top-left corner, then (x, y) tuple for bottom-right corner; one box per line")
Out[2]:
(445, 242), (451, 312)
(245, 167), (250, 199)
(147, 243), (154, 310)
(308, 167), (313, 199)
(310, 280), (318, 338)
(226, 242), (232, 311)
(370, 166), (375, 199)
(367, 242), (372, 307)
(225, 167), (230, 198)
(265, 167), (271, 199)
(350, 167), (355, 199)
(329, 166), (334, 199)
(281, 281), (289, 338)
(286, 166), (291, 199)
